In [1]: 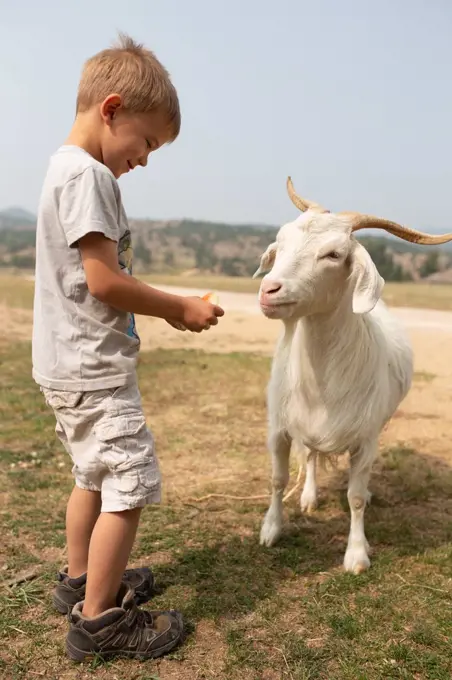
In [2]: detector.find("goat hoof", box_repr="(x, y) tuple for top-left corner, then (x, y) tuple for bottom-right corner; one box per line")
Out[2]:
(260, 515), (282, 547)
(300, 495), (317, 514)
(343, 547), (371, 574)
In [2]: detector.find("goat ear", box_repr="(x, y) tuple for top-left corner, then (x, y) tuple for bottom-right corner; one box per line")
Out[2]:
(253, 242), (277, 279)
(351, 242), (384, 314)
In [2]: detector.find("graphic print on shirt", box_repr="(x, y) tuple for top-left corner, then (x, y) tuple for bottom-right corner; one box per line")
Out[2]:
(118, 229), (139, 341)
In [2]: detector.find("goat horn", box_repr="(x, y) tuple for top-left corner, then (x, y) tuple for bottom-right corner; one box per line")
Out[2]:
(343, 212), (452, 246)
(287, 177), (327, 213)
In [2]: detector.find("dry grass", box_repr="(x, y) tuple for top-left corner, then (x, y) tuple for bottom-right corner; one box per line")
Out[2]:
(382, 281), (452, 311)
(0, 274), (35, 309)
(1, 338), (452, 679)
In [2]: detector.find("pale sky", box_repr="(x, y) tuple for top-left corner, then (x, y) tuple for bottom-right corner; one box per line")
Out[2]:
(1, 0), (452, 231)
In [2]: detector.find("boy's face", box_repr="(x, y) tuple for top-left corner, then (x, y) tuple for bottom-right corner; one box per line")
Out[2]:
(100, 95), (174, 178)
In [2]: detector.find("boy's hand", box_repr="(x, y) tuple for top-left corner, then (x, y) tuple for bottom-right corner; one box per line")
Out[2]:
(179, 296), (224, 333)
(165, 319), (186, 331)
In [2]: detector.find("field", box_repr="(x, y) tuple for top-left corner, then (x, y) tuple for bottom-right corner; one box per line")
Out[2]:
(5, 272), (452, 311)
(1, 273), (452, 679)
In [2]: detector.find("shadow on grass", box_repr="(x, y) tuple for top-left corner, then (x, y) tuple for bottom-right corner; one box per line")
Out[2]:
(142, 445), (452, 622)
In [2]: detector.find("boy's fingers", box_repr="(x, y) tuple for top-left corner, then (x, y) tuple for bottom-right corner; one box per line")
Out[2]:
(213, 305), (225, 317)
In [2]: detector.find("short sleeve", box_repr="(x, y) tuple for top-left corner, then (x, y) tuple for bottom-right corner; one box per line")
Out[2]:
(58, 166), (121, 247)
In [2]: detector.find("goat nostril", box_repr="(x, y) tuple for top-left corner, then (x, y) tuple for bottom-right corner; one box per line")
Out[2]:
(262, 280), (282, 295)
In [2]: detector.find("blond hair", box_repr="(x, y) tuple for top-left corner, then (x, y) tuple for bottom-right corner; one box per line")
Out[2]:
(76, 33), (180, 140)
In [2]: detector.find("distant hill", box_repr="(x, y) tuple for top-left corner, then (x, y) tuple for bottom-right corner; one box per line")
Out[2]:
(1, 208), (452, 281)
(0, 207), (36, 231)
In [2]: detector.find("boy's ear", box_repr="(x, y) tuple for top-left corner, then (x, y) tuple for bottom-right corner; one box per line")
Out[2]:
(351, 242), (384, 314)
(253, 242), (277, 279)
(100, 94), (122, 123)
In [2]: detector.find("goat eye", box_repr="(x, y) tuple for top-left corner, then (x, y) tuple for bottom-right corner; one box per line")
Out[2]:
(323, 251), (340, 260)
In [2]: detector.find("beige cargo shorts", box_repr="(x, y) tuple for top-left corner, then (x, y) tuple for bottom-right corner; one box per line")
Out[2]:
(41, 383), (161, 512)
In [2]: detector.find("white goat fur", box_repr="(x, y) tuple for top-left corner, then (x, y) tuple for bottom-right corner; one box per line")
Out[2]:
(257, 209), (413, 573)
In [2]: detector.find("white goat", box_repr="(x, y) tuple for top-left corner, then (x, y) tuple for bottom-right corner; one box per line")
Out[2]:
(257, 178), (452, 573)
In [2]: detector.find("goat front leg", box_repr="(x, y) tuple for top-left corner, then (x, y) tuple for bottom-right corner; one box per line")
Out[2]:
(300, 449), (318, 514)
(260, 430), (292, 547)
(343, 441), (376, 574)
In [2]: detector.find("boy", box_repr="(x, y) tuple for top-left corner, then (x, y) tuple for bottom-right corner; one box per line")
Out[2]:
(32, 33), (224, 662)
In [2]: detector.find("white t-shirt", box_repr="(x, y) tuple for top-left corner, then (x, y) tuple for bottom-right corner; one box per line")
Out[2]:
(32, 145), (140, 391)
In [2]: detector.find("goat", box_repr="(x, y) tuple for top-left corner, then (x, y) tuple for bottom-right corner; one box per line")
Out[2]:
(256, 178), (452, 573)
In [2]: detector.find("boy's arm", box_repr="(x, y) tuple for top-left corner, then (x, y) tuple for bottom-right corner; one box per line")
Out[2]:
(79, 232), (223, 331)
(58, 167), (223, 332)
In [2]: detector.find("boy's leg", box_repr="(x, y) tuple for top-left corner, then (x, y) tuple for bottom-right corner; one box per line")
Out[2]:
(54, 491), (154, 614)
(56, 383), (183, 661)
(66, 417), (184, 662)
(44, 388), (154, 614)
(67, 501), (184, 663)
(82, 507), (141, 618)
(66, 486), (101, 578)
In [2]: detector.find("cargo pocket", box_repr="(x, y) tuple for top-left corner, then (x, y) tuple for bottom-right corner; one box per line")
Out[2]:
(138, 466), (160, 493)
(41, 389), (84, 411)
(95, 414), (148, 472)
(113, 465), (160, 499)
(115, 470), (140, 494)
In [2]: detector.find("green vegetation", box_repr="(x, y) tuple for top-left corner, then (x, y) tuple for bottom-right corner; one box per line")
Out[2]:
(359, 237), (413, 281)
(1, 341), (451, 678)
(1, 217), (451, 281)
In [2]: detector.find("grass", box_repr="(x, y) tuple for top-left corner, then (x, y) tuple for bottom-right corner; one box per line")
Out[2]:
(3, 271), (452, 311)
(0, 274), (35, 309)
(382, 281), (452, 311)
(1, 340), (452, 679)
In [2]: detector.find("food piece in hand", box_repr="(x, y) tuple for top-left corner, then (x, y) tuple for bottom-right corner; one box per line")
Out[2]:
(202, 292), (220, 305)
(169, 292), (220, 333)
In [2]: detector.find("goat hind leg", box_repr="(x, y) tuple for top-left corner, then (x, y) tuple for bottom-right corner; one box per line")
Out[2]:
(343, 442), (376, 574)
(260, 430), (291, 547)
(300, 449), (318, 514)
